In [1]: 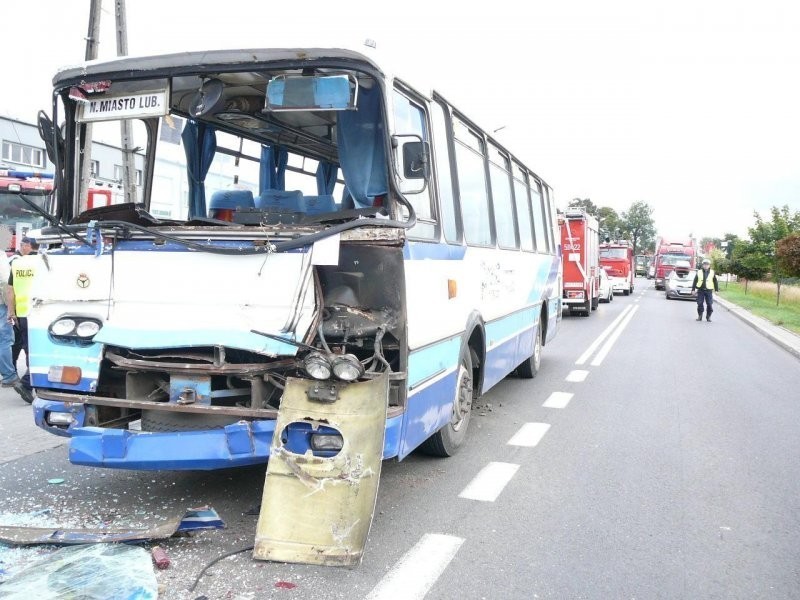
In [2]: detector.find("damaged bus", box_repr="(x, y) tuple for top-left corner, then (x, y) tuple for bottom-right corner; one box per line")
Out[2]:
(31, 48), (560, 476)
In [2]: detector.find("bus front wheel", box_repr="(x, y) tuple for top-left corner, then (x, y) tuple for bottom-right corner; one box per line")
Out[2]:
(420, 349), (474, 457)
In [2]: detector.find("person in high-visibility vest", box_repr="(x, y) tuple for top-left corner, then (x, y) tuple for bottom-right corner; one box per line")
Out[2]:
(692, 258), (719, 322)
(8, 237), (44, 394)
(0, 229), (32, 403)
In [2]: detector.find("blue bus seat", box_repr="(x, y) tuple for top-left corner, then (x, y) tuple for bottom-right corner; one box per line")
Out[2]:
(256, 189), (305, 212)
(208, 189), (255, 219)
(303, 194), (336, 215)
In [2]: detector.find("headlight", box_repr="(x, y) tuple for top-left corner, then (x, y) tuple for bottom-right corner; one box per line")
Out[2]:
(50, 318), (77, 336)
(76, 321), (101, 337)
(331, 354), (365, 382)
(49, 316), (102, 342)
(303, 352), (332, 380)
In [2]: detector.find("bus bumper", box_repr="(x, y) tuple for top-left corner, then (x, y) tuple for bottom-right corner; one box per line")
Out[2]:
(33, 398), (404, 470)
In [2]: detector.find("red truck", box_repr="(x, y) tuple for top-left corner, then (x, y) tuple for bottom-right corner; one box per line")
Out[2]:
(0, 169), (54, 253)
(559, 209), (600, 316)
(599, 240), (634, 295)
(653, 237), (697, 290)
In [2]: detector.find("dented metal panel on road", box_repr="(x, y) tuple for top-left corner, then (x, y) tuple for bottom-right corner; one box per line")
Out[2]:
(254, 373), (388, 566)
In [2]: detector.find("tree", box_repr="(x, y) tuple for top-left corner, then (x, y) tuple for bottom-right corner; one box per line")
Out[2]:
(596, 206), (621, 241)
(619, 201), (656, 256)
(730, 239), (771, 293)
(776, 233), (800, 278)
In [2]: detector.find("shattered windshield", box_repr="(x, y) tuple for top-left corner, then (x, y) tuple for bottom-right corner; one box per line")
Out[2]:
(64, 63), (391, 227)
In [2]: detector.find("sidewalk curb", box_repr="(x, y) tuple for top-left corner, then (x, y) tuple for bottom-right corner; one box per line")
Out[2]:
(716, 295), (800, 361)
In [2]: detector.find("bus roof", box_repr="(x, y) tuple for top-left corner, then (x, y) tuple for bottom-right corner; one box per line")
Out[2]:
(53, 48), (383, 87)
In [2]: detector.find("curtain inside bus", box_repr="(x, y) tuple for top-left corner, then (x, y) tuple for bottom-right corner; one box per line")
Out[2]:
(259, 145), (289, 194)
(182, 120), (217, 218)
(336, 87), (387, 208)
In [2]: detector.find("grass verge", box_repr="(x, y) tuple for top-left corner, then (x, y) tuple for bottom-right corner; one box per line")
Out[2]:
(718, 281), (800, 335)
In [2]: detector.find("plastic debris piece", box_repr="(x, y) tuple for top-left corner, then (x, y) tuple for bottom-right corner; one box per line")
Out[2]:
(0, 543), (157, 599)
(0, 506), (225, 546)
(151, 545), (170, 569)
(275, 580), (297, 589)
(47, 478), (65, 485)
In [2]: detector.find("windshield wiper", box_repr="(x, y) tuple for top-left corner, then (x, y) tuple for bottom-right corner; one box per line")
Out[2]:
(16, 195), (93, 248)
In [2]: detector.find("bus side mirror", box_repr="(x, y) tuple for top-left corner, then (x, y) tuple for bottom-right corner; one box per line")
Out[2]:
(392, 135), (429, 195)
(401, 140), (429, 180)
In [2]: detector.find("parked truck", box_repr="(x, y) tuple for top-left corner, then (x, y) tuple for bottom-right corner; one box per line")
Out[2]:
(600, 240), (634, 295)
(653, 237), (697, 290)
(559, 209), (600, 316)
(635, 254), (650, 277)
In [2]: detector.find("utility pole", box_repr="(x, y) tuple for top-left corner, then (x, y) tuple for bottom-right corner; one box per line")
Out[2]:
(79, 0), (102, 213)
(115, 0), (138, 205)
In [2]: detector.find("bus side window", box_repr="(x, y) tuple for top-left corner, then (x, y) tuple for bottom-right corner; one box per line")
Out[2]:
(488, 144), (517, 249)
(530, 177), (547, 254)
(513, 165), (534, 251)
(392, 89), (436, 239)
(453, 118), (492, 247)
(430, 99), (459, 244)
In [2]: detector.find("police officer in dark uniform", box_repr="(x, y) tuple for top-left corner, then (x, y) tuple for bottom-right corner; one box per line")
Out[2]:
(692, 258), (719, 322)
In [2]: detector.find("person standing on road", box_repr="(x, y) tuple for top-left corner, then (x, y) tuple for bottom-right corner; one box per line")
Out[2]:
(10, 237), (36, 365)
(692, 258), (719, 322)
(8, 237), (45, 397)
(0, 230), (33, 403)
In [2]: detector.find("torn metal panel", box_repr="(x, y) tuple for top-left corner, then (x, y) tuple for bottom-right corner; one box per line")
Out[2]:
(253, 373), (388, 566)
(0, 507), (224, 546)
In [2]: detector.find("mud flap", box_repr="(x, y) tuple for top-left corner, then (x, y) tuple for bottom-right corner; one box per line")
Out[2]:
(253, 373), (389, 566)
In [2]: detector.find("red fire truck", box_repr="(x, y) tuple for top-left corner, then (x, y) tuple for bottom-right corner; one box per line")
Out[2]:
(0, 169), (54, 252)
(559, 209), (600, 316)
(653, 237), (697, 290)
(599, 239), (634, 296)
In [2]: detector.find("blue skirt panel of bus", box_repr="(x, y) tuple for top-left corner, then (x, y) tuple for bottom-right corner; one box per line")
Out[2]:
(32, 398), (405, 470)
(482, 307), (539, 392)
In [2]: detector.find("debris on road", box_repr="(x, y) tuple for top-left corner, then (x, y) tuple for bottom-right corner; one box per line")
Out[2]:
(0, 543), (157, 598)
(0, 506), (225, 546)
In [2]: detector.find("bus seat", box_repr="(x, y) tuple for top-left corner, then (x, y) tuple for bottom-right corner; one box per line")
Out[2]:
(208, 189), (255, 221)
(256, 189), (305, 212)
(303, 195), (336, 215)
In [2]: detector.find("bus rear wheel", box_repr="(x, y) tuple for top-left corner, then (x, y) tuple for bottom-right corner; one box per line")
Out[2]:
(420, 349), (474, 457)
(517, 322), (542, 379)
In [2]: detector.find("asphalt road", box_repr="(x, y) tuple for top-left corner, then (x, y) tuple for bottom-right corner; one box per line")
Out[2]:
(1, 279), (799, 599)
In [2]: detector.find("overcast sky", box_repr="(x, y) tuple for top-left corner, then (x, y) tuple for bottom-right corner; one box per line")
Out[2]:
(2, 0), (798, 240)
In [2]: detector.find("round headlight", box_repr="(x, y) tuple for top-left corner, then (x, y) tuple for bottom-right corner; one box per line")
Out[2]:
(51, 318), (77, 336)
(331, 354), (365, 382)
(303, 352), (332, 380)
(76, 320), (101, 338)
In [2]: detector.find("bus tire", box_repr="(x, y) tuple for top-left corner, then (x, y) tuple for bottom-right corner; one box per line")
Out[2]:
(516, 322), (542, 379)
(419, 349), (474, 457)
(141, 410), (241, 432)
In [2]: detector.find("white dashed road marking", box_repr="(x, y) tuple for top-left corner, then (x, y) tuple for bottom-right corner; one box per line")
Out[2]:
(575, 305), (633, 365)
(366, 533), (465, 600)
(458, 462), (520, 502)
(543, 391), (574, 409)
(566, 369), (589, 382)
(590, 305), (639, 366)
(508, 422), (551, 446)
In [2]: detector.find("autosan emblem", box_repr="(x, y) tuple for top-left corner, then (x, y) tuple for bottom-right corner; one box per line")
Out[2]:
(77, 273), (90, 288)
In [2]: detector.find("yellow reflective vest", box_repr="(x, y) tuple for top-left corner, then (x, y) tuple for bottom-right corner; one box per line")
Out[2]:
(695, 268), (715, 290)
(11, 254), (41, 318)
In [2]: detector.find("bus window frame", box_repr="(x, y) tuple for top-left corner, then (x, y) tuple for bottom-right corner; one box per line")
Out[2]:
(430, 94), (463, 246)
(487, 142), (519, 251)
(391, 83), (439, 242)
(512, 162), (535, 253)
(451, 111), (495, 249)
